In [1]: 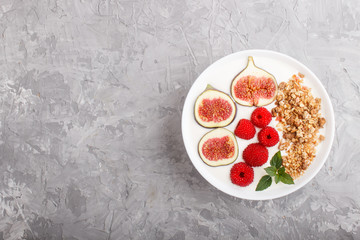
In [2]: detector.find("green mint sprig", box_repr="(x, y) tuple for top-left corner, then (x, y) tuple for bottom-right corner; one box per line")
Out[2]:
(256, 151), (294, 191)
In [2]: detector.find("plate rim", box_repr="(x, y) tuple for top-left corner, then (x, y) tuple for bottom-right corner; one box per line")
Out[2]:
(181, 49), (335, 200)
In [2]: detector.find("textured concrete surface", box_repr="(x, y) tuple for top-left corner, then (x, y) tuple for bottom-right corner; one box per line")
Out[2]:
(0, 0), (359, 239)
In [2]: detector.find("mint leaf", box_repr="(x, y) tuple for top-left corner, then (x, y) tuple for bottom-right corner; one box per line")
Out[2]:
(278, 166), (285, 175)
(254, 152), (295, 192)
(264, 166), (277, 177)
(280, 173), (294, 185)
(275, 173), (280, 184)
(256, 175), (272, 191)
(270, 151), (282, 169)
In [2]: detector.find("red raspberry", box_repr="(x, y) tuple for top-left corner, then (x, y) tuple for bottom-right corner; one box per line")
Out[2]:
(234, 119), (256, 140)
(258, 126), (279, 147)
(242, 143), (269, 167)
(251, 107), (272, 128)
(230, 162), (254, 187)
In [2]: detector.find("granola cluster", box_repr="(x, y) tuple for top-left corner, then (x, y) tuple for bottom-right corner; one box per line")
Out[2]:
(271, 74), (326, 179)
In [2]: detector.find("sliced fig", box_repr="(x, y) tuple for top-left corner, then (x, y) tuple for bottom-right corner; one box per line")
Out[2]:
(194, 85), (236, 128)
(198, 128), (239, 167)
(231, 56), (278, 107)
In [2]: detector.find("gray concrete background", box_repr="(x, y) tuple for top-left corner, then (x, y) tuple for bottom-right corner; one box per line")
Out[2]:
(0, 0), (359, 239)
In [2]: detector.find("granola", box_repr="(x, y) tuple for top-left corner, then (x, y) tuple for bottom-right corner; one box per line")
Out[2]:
(271, 74), (326, 179)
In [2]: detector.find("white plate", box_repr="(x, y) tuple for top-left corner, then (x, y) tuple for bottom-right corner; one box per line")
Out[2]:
(181, 50), (335, 200)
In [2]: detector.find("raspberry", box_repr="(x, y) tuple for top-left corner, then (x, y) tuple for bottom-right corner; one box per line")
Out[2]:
(234, 119), (256, 140)
(242, 143), (269, 167)
(251, 107), (272, 128)
(230, 162), (254, 187)
(258, 126), (279, 147)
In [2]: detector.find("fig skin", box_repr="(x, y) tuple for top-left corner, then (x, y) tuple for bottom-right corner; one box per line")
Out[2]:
(198, 128), (239, 167)
(194, 85), (237, 128)
(230, 56), (278, 107)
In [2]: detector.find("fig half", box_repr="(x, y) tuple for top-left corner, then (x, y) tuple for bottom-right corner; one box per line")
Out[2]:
(231, 56), (278, 107)
(198, 128), (239, 167)
(194, 85), (236, 128)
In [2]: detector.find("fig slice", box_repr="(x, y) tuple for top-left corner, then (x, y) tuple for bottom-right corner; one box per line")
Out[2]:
(230, 56), (278, 107)
(194, 85), (236, 128)
(198, 128), (239, 167)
